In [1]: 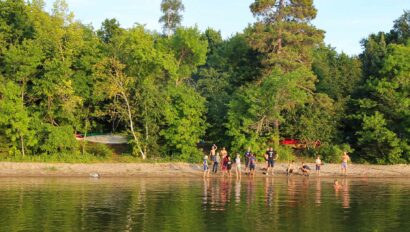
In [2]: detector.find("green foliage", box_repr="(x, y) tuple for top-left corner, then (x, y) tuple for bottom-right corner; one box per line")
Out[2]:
(168, 27), (208, 82)
(161, 84), (207, 160)
(276, 146), (295, 162)
(41, 125), (78, 154)
(0, 81), (36, 156)
(226, 67), (317, 152)
(248, 0), (324, 71)
(315, 143), (353, 163)
(0, 0), (409, 165)
(84, 143), (112, 158)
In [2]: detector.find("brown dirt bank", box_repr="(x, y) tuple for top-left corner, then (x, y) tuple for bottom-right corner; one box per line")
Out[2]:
(0, 162), (409, 178)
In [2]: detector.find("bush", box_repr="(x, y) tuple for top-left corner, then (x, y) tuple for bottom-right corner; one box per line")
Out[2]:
(41, 125), (78, 154)
(316, 143), (353, 163)
(84, 143), (112, 159)
(277, 145), (296, 162)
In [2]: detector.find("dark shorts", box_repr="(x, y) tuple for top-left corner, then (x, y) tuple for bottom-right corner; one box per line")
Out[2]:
(268, 159), (275, 167)
(250, 164), (255, 170)
(203, 164), (208, 171)
(227, 164), (232, 170)
(245, 159), (249, 167)
(316, 165), (320, 171)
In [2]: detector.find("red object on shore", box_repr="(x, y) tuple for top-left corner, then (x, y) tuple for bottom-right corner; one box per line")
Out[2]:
(280, 139), (321, 149)
(75, 134), (84, 138)
(280, 139), (300, 145)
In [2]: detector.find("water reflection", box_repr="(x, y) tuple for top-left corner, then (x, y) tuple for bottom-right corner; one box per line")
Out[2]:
(1, 178), (410, 231)
(315, 177), (322, 205)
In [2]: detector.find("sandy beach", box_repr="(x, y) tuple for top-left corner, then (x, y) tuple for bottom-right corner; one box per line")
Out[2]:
(0, 162), (409, 178)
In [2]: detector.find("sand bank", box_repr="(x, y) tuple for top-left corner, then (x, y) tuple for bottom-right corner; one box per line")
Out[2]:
(0, 162), (409, 178)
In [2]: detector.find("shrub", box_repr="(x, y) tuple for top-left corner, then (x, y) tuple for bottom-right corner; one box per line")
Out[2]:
(316, 143), (353, 163)
(85, 143), (112, 159)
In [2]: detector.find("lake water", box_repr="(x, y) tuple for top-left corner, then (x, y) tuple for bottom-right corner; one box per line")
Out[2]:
(0, 177), (409, 231)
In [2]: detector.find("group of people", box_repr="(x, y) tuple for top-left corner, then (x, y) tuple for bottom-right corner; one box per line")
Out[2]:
(203, 145), (279, 178)
(203, 144), (352, 178)
(281, 152), (351, 177)
(203, 145), (243, 178)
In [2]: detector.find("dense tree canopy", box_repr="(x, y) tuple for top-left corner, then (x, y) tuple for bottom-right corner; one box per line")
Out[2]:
(0, 0), (409, 163)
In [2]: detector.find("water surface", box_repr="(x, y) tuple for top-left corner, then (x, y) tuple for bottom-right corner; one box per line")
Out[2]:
(0, 177), (409, 231)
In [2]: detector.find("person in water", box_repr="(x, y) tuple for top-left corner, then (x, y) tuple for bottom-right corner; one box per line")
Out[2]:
(203, 155), (210, 178)
(266, 147), (278, 175)
(341, 151), (350, 176)
(235, 153), (242, 179)
(315, 156), (322, 176)
(334, 179), (342, 190)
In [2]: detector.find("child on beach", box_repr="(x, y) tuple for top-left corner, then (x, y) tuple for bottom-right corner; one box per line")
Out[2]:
(235, 153), (242, 179)
(315, 156), (322, 176)
(203, 155), (210, 178)
(287, 160), (295, 175)
(222, 152), (228, 177)
(300, 162), (311, 176)
(341, 151), (350, 176)
(227, 156), (232, 177)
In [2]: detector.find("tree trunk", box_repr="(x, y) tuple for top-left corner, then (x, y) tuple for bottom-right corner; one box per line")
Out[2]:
(273, 119), (280, 150)
(122, 92), (146, 159)
(276, 0), (285, 54)
(82, 121), (88, 155)
(20, 134), (25, 157)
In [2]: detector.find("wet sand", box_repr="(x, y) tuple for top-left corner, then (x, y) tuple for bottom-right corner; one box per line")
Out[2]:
(0, 162), (409, 178)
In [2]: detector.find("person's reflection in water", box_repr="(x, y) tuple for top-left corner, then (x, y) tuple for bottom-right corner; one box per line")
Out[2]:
(342, 178), (350, 209)
(203, 177), (210, 205)
(287, 176), (296, 207)
(315, 177), (322, 205)
(219, 177), (231, 208)
(246, 177), (255, 207)
(265, 178), (274, 207)
(235, 178), (241, 205)
(210, 179), (223, 211)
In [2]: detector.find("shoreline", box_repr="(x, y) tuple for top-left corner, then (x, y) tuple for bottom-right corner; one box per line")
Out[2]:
(0, 162), (410, 178)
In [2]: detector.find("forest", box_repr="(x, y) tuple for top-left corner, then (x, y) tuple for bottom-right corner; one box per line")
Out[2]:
(0, 0), (409, 164)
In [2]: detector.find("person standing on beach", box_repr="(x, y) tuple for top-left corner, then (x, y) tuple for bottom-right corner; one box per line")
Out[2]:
(341, 152), (350, 176)
(235, 153), (242, 179)
(221, 147), (228, 177)
(210, 144), (217, 163)
(249, 153), (256, 176)
(266, 147), (278, 175)
(315, 156), (322, 176)
(213, 151), (220, 173)
(203, 155), (210, 178)
(244, 148), (251, 175)
(227, 155), (233, 177)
